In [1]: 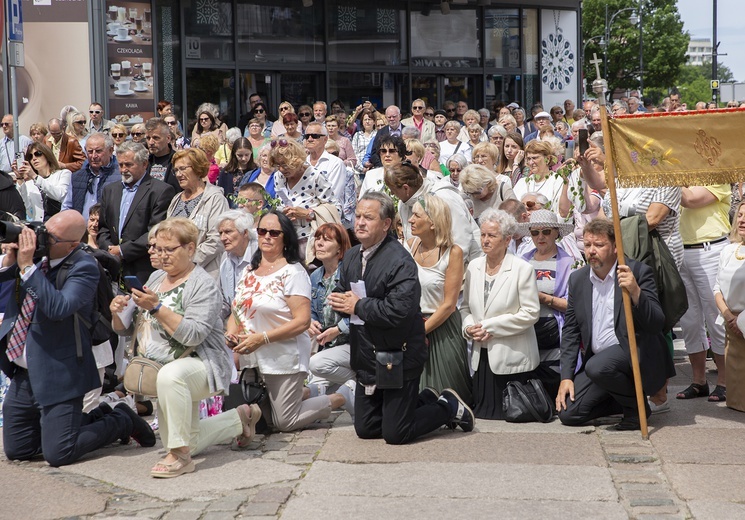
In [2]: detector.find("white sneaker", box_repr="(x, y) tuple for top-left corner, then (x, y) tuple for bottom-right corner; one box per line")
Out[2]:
(648, 399), (670, 415)
(338, 380), (356, 420)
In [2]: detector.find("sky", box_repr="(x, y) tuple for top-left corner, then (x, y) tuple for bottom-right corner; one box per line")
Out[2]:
(677, 0), (743, 82)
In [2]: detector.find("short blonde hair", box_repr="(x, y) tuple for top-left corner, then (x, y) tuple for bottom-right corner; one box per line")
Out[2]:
(197, 133), (219, 155)
(471, 142), (500, 165)
(460, 164), (497, 194)
(414, 194), (453, 248)
(269, 138), (308, 171)
(172, 148), (210, 179)
(498, 114), (517, 128)
(155, 217), (199, 246)
(406, 139), (425, 161)
(444, 120), (461, 131)
(111, 123), (128, 136)
(463, 109), (480, 123)
(524, 139), (554, 157)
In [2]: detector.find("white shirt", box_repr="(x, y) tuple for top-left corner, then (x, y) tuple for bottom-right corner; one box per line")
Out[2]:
(311, 151), (346, 203)
(589, 262), (619, 354)
(0, 135), (33, 173)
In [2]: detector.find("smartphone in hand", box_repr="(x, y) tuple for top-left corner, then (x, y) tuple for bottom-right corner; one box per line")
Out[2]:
(124, 275), (145, 292)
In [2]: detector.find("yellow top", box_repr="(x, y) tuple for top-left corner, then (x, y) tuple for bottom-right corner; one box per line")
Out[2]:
(679, 184), (731, 244)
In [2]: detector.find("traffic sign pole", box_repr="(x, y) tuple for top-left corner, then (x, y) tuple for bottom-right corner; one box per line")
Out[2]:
(5, 0), (23, 170)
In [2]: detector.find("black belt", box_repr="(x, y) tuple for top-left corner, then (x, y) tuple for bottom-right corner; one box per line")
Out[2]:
(683, 236), (728, 249)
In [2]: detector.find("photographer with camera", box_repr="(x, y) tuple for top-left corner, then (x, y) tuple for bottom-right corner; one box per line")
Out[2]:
(0, 210), (154, 467)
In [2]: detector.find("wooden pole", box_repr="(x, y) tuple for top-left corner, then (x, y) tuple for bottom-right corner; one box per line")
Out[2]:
(598, 104), (650, 440)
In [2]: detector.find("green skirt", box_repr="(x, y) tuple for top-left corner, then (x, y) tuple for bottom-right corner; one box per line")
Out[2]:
(420, 311), (473, 405)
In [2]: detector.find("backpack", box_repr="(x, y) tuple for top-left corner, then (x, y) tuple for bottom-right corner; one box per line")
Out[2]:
(56, 245), (120, 357)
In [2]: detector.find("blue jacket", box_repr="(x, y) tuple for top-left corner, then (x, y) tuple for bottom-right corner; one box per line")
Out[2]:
(310, 265), (349, 349)
(66, 157), (121, 215)
(0, 247), (100, 406)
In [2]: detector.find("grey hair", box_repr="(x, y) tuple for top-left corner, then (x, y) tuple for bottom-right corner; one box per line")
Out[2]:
(360, 191), (396, 221)
(571, 120), (587, 131)
(447, 153), (469, 171)
(86, 131), (115, 151)
(522, 191), (550, 206)
(147, 222), (161, 241)
(611, 100), (628, 112)
(225, 127), (242, 145)
(488, 124), (507, 138)
(313, 100), (327, 110)
(116, 141), (149, 163)
(196, 102), (220, 119)
(478, 108), (490, 117)
(217, 209), (256, 237)
(305, 121), (328, 136)
(513, 108), (527, 119)
(402, 126), (420, 139)
(628, 96), (641, 105)
(479, 208), (517, 237)
(589, 131), (605, 153)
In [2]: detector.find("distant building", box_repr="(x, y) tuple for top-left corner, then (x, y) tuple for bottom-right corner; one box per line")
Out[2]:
(687, 37), (713, 66)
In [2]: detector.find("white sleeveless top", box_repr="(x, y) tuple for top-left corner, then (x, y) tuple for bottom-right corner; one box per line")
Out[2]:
(414, 244), (452, 315)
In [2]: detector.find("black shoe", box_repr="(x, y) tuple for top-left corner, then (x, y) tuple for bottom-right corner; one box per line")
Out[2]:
(136, 399), (154, 416)
(115, 402), (156, 447)
(441, 388), (475, 432)
(613, 417), (641, 431)
(418, 387), (439, 406)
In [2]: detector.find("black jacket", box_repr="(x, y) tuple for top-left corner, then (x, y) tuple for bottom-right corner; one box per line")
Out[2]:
(0, 171), (25, 220)
(335, 234), (427, 385)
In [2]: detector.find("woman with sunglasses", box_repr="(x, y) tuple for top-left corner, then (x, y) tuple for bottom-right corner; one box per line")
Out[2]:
(166, 148), (229, 279)
(446, 153), (468, 189)
(270, 101), (298, 138)
(497, 131), (528, 187)
(296, 105), (313, 132)
(110, 124), (128, 154)
(17, 142), (71, 221)
(519, 209), (575, 399)
(270, 139), (340, 257)
(111, 218), (253, 478)
(65, 110), (89, 149)
(249, 102), (272, 138)
(192, 110), (224, 148)
(459, 163), (516, 222)
(129, 123), (147, 144)
(227, 211), (352, 435)
(351, 109), (377, 174)
(408, 194), (472, 403)
(218, 137), (257, 207)
(163, 115), (189, 150)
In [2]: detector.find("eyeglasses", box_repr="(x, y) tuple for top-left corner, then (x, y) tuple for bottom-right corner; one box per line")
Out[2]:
(111, 132), (126, 138)
(270, 139), (289, 148)
(89, 110), (102, 115)
(31, 150), (44, 158)
(74, 121), (86, 125)
(379, 148), (397, 155)
(0, 122), (11, 127)
(131, 132), (144, 137)
(299, 112), (311, 117)
(254, 109), (265, 114)
(424, 143), (439, 149)
(530, 229), (554, 237)
(524, 200), (543, 209)
(165, 121), (178, 126)
(147, 243), (157, 250)
(199, 117), (211, 122)
(304, 133), (324, 140)
(424, 112), (435, 117)
(279, 106), (291, 112)
(445, 109), (456, 113)
(154, 244), (185, 256)
(412, 106), (425, 111)
(257, 227), (283, 238)
(174, 165), (192, 173)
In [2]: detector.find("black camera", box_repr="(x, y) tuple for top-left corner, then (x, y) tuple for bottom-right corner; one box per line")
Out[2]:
(0, 220), (50, 258)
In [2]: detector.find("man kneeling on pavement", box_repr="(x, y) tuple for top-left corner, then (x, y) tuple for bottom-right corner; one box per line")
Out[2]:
(556, 218), (675, 431)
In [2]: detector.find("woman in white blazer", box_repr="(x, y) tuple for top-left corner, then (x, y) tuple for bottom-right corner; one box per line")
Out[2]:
(461, 208), (540, 419)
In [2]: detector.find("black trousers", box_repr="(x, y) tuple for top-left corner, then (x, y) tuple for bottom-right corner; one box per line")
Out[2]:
(558, 343), (644, 426)
(2, 369), (131, 467)
(354, 377), (452, 445)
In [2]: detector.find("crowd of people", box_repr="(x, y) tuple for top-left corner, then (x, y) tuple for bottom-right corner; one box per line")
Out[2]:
(0, 90), (744, 477)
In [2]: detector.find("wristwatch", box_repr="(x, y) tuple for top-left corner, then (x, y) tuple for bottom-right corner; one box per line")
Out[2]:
(19, 264), (33, 276)
(151, 302), (163, 314)
(307, 209), (316, 221)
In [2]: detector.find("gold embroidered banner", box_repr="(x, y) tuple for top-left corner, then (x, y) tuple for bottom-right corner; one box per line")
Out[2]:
(607, 108), (745, 188)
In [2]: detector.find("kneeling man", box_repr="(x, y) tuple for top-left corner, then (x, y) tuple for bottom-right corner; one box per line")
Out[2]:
(556, 218), (675, 430)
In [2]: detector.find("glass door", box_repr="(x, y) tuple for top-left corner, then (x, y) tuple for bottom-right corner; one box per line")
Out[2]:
(412, 75), (438, 109)
(239, 71), (323, 121)
(184, 68), (236, 130)
(487, 74), (521, 106)
(443, 75), (478, 110)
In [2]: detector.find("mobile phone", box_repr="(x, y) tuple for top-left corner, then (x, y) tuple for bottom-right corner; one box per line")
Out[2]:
(124, 275), (145, 292)
(578, 129), (589, 155)
(361, 97), (370, 102)
(564, 140), (575, 161)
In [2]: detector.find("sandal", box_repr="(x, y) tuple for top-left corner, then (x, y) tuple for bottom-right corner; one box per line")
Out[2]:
(676, 382), (709, 400)
(150, 451), (195, 478)
(708, 385), (726, 402)
(231, 403), (262, 451)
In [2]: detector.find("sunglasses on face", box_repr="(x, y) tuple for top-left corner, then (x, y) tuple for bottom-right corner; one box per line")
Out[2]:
(412, 106), (425, 110)
(379, 148), (397, 155)
(257, 227), (283, 238)
(280, 106), (291, 111)
(254, 109), (265, 114)
(31, 150), (44, 158)
(446, 109), (456, 113)
(299, 112), (311, 117)
(199, 117), (211, 122)
(74, 121), (86, 125)
(89, 110), (101, 114)
(131, 132), (144, 137)
(1, 122), (11, 127)
(530, 229), (554, 237)
(424, 112), (435, 117)
(111, 132), (126, 138)
(304, 133), (324, 140)
(166, 121), (178, 126)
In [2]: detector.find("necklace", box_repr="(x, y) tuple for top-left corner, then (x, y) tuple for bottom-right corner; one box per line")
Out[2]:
(735, 244), (745, 261)
(416, 240), (438, 262)
(485, 259), (503, 275)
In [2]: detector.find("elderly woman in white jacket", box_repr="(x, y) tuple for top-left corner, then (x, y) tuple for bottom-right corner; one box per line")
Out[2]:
(461, 208), (540, 420)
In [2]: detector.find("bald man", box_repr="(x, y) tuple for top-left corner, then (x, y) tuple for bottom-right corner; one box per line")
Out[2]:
(0, 210), (154, 467)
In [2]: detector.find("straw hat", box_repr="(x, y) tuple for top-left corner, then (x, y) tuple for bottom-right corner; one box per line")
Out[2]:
(518, 209), (574, 237)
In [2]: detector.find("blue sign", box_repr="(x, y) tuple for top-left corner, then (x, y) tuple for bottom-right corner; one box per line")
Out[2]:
(7, 0), (23, 42)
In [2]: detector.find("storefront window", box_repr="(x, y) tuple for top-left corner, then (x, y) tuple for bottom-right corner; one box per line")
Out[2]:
(182, 0), (233, 61)
(410, 7), (480, 69)
(328, 71), (409, 114)
(185, 68), (236, 128)
(328, 2), (407, 65)
(522, 9), (540, 109)
(484, 9), (520, 69)
(236, 0), (324, 64)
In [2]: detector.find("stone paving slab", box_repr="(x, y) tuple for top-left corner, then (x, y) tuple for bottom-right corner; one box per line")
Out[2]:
(281, 495), (628, 520)
(665, 463), (745, 502)
(651, 428), (745, 464)
(56, 443), (303, 502)
(318, 430), (607, 466)
(0, 463), (107, 519)
(295, 460), (618, 502)
(686, 499), (745, 519)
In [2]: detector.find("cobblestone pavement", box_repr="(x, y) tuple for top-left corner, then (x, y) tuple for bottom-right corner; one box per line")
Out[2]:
(1, 354), (744, 520)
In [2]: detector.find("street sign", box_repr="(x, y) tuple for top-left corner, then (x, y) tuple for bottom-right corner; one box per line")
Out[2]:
(711, 80), (720, 90)
(6, 0), (23, 42)
(8, 40), (23, 66)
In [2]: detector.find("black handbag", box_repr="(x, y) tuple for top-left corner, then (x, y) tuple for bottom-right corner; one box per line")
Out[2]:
(375, 350), (404, 389)
(222, 367), (267, 410)
(502, 379), (554, 423)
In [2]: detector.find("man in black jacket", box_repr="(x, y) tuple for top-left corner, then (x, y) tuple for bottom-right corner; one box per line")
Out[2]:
(329, 191), (473, 444)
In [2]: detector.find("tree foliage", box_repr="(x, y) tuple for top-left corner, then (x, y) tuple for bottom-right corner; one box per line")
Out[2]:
(582, 0), (690, 97)
(672, 62), (736, 107)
